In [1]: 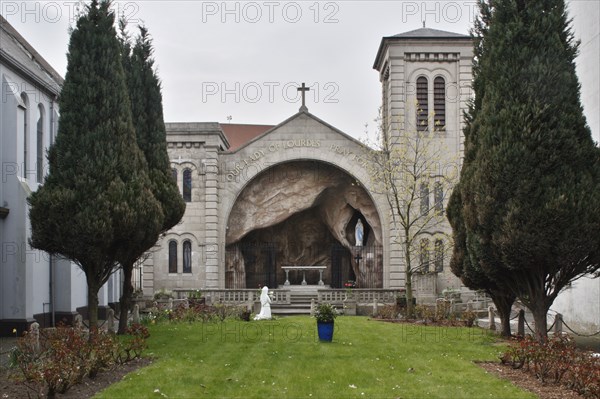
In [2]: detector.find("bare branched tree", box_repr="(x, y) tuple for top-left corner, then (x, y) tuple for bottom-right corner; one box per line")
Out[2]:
(364, 108), (458, 316)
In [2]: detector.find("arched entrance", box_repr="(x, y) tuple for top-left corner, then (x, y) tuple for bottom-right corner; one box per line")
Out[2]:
(225, 160), (383, 288)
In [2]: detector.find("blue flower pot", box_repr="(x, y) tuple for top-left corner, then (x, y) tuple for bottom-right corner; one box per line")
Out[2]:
(317, 321), (334, 342)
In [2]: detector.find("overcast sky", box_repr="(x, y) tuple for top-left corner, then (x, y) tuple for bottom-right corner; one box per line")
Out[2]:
(2, 1), (477, 139)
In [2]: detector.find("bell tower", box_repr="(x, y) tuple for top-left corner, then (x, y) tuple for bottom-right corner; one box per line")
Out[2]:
(373, 27), (473, 155)
(372, 27), (474, 300)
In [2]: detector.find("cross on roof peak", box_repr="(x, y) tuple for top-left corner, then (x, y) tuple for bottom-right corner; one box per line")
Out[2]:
(297, 82), (310, 112)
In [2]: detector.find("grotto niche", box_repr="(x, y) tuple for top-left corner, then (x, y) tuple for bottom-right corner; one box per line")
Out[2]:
(225, 161), (383, 289)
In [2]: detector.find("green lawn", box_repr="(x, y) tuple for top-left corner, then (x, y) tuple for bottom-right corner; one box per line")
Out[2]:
(96, 316), (534, 398)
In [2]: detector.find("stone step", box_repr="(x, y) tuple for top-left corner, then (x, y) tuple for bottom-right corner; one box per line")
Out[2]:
(272, 303), (312, 309)
(272, 308), (312, 315)
(289, 298), (314, 304)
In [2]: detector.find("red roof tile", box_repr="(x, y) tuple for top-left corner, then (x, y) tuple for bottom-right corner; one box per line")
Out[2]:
(220, 123), (274, 151)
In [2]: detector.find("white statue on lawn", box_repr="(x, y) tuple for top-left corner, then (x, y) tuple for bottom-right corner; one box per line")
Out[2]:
(254, 286), (272, 320)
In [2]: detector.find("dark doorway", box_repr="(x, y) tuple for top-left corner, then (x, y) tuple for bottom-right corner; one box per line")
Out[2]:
(331, 244), (383, 288)
(331, 243), (355, 288)
(225, 242), (277, 288)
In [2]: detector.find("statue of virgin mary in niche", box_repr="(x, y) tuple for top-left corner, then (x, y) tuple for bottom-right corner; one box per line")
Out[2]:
(355, 219), (364, 247)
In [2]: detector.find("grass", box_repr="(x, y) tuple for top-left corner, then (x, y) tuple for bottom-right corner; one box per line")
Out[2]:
(95, 316), (535, 398)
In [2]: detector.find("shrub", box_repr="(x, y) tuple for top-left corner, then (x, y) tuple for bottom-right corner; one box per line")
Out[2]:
(15, 326), (93, 397)
(87, 331), (117, 378)
(377, 304), (398, 320)
(187, 289), (203, 299)
(461, 309), (478, 327)
(153, 289), (173, 300)
(500, 335), (599, 398)
(147, 303), (250, 324)
(239, 308), (252, 321)
(435, 300), (452, 321)
(13, 324), (150, 398)
(413, 305), (434, 323)
(115, 324), (150, 364)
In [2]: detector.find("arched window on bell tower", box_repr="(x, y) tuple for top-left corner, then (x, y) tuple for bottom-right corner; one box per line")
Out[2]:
(434, 76), (446, 130)
(182, 168), (192, 202)
(416, 77), (428, 132)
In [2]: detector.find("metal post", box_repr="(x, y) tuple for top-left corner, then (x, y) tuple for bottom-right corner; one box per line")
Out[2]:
(488, 306), (496, 331)
(107, 308), (115, 333)
(554, 313), (563, 335)
(133, 304), (140, 324)
(518, 309), (525, 337)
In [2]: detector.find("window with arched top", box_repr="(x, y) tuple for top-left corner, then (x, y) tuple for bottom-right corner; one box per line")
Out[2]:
(171, 168), (177, 182)
(183, 169), (192, 202)
(420, 183), (430, 215)
(37, 104), (45, 183)
(416, 77), (428, 131)
(420, 238), (430, 273)
(434, 76), (446, 129)
(168, 240), (178, 273)
(183, 240), (192, 273)
(434, 182), (443, 213)
(435, 239), (444, 272)
(21, 93), (29, 178)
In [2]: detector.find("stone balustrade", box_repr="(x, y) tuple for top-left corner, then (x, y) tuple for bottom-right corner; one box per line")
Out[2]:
(318, 289), (402, 304)
(171, 288), (403, 307)
(173, 289), (291, 305)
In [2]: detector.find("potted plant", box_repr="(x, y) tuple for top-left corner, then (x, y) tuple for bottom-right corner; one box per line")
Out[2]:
(314, 302), (338, 342)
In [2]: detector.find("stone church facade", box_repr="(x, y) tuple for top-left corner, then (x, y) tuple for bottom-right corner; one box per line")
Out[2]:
(144, 28), (473, 301)
(2, 7), (597, 336)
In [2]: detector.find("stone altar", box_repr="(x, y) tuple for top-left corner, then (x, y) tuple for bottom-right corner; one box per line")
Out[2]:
(282, 266), (326, 286)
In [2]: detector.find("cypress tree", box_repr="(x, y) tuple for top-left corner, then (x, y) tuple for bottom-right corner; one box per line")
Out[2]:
(117, 25), (185, 333)
(447, 190), (515, 336)
(28, 0), (162, 331)
(447, 0), (516, 337)
(458, 0), (600, 341)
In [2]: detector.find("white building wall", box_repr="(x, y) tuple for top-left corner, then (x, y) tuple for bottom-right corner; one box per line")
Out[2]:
(551, 0), (600, 334)
(1, 58), (117, 334)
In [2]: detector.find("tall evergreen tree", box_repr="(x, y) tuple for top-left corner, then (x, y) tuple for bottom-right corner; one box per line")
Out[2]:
(447, 190), (515, 336)
(28, 0), (162, 331)
(447, 0), (516, 337)
(117, 24), (185, 333)
(458, 0), (600, 341)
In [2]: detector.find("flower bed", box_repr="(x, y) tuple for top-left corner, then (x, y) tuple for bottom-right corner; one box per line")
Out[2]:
(500, 335), (599, 398)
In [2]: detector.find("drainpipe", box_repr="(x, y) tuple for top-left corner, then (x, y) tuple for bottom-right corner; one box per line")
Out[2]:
(49, 255), (55, 327)
(49, 98), (56, 327)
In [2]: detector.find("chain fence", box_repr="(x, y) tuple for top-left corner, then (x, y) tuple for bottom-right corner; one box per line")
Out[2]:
(517, 310), (600, 337)
(561, 319), (600, 337)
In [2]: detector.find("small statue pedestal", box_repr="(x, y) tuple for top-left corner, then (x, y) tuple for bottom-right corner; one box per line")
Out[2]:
(253, 300), (261, 315)
(343, 299), (357, 316)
